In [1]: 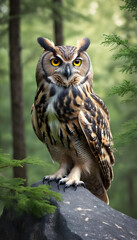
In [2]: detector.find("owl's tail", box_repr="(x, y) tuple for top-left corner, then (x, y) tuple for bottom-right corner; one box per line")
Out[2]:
(84, 178), (109, 205)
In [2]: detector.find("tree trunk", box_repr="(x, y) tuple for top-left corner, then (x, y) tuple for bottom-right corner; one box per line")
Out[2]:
(52, 0), (64, 46)
(9, 0), (27, 183)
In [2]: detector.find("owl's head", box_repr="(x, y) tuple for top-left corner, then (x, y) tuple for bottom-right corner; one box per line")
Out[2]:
(36, 37), (93, 88)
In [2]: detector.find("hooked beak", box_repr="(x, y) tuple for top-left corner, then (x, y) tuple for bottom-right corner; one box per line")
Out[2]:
(63, 64), (71, 79)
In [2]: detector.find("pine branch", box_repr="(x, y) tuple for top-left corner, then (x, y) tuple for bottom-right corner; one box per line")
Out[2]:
(102, 34), (137, 74)
(0, 151), (62, 218)
(0, 177), (61, 217)
(120, 0), (137, 20)
(109, 80), (137, 100)
(0, 150), (45, 168)
(102, 34), (128, 48)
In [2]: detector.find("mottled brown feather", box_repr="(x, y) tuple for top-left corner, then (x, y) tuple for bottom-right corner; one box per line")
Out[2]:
(78, 94), (114, 189)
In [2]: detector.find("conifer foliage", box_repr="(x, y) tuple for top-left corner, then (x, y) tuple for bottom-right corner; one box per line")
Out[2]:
(102, 0), (137, 147)
(0, 151), (61, 218)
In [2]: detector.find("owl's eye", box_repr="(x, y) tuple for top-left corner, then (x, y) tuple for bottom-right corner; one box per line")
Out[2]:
(73, 58), (82, 67)
(50, 57), (61, 67)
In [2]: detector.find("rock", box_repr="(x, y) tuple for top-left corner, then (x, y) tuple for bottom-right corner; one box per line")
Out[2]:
(0, 180), (137, 240)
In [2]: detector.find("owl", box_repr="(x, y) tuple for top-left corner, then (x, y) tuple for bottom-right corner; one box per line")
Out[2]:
(31, 37), (115, 204)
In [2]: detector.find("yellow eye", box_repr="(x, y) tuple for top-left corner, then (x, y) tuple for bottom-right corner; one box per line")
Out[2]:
(50, 57), (61, 66)
(73, 58), (82, 67)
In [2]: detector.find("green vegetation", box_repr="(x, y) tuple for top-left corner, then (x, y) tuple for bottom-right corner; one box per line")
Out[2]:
(0, 151), (61, 217)
(0, 0), (137, 219)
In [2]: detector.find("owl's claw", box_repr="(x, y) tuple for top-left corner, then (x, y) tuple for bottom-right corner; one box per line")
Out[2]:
(64, 183), (69, 191)
(43, 177), (46, 184)
(57, 179), (64, 190)
(73, 182), (86, 191)
(48, 179), (52, 184)
(43, 173), (67, 185)
(81, 182), (86, 188)
(43, 176), (53, 185)
(56, 175), (67, 183)
(56, 178), (61, 183)
(74, 183), (77, 191)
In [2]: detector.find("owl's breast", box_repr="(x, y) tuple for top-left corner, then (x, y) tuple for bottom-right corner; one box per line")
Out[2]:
(35, 83), (85, 148)
(39, 86), (72, 143)
(45, 97), (60, 139)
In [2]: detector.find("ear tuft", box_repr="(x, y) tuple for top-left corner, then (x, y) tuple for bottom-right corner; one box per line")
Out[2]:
(77, 38), (90, 54)
(37, 37), (56, 55)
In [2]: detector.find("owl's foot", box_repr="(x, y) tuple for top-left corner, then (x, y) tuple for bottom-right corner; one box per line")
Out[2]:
(57, 165), (86, 191)
(43, 162), (69, 184)
(58, 177), (86, 191)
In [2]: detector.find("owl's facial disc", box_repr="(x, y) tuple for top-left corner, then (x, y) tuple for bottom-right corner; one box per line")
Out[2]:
(50, 55), (86, 86)
(40, 50), (91, 87)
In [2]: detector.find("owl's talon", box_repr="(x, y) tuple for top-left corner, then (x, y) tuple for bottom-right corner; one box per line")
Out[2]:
(47, 179), (51, 184)
(64, 183), (69, 191)
(43, 177), (46, 184)
(43, 176), (54, 185)
(56, 178), (61, 183)
(74, 183), (77, 191)
(57, 179), (64, 190)
(58, 180), (64, 185)
(82, 182), (86, 188)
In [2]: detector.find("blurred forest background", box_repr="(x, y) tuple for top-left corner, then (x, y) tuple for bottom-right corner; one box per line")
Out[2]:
(0, 0), (137, 219)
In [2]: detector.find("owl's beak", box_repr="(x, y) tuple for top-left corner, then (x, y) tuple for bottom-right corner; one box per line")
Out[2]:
(64, 64), (71, 79)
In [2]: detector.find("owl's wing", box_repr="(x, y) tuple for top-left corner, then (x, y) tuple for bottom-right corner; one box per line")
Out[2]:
(31, 104), (44, 143)
(78, 92), (115, 190)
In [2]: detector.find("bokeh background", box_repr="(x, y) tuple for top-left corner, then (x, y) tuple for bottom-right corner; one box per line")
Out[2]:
(0, 0), (137, 219)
